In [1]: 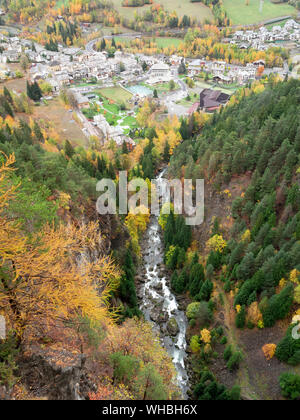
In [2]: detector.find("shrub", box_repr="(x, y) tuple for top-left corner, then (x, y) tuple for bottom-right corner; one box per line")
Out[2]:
(193, 370), (240, 400)
(235, 305), (246, 329)
(227, 351), (243, 371)
(294, 285), (300, 304)
(247, 321), (255, 329)
(229, 385), (241, 401)
(186, 301), (212, 327)
(216, 326), (224, 337)
(276, 323), (300, 365)
(279, 373), (300, 400)
(220, 336), (227, 345)
(0, 332), (19, 387)
(189, 319), (196, 328)
(262, 284), (294, 328)
(224, 345), (232, 362)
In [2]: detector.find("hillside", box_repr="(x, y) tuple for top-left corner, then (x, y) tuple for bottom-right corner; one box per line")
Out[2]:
(0, 86), (182, 400)
(166, 78), (300, 400)
(224, 0), (297, 25)
(110, 0), (213, 21)
(1, 0), (300, 403)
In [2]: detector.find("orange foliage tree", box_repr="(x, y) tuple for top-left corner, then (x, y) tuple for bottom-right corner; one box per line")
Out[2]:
(262, 344), (277, 361)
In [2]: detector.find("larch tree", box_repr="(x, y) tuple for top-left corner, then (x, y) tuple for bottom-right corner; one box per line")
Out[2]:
(0, 154), (120, 343)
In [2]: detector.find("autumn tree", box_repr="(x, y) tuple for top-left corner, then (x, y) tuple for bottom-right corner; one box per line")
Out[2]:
(0, 155), (120, 342)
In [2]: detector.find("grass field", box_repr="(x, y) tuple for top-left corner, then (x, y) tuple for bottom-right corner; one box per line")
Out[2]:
(114, 36), (183, 48)
(154, 37), (183, 48)
(142, 81), (180, 94)
(55, 0), (70, 9)
(224, 0), (296, 25)
(110, 0), (213, 21)
(195, 80), (237, 95)
(96, 86), (133, 104)
(83, 93), (138, 129)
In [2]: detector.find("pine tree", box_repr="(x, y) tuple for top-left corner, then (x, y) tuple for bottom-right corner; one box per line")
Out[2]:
(64, 139), (75, 158)
(163, 141), (170, 162)
(235, 305), (246, 329)
(164, 211), (175, 249)
(189, 263), (205, 297)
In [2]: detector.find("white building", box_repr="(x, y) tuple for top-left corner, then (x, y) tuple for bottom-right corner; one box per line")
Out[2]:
(147, 62), (172, 84)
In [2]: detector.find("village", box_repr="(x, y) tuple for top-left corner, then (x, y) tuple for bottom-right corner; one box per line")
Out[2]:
(0, 19), (299, 149)
(231, 19), (300, 50)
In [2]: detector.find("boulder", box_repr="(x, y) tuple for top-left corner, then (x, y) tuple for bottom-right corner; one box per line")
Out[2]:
(166, 317), (179, 336)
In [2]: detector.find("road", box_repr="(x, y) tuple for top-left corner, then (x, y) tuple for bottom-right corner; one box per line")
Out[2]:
(76, 109), (101, 140)
(162, 74), (190, 116)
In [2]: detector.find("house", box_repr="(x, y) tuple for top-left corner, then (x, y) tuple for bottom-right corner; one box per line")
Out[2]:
(213, 74), (231, 84)
(93, 114), (135, 147)
(1, 50), (20, 63)
(253, 59), (265, 67)
(211, 61), (226, 73)
(188, 59), (205, 74)
(199, 89), (230, 112)
(69, 90), (89, 109)
(147, 62), (172, 84)
(49, 60), (61, 71)
(47, 78), (60, 94)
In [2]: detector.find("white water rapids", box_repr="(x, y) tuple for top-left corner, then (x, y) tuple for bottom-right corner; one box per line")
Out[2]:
(139, 170), (189, 397)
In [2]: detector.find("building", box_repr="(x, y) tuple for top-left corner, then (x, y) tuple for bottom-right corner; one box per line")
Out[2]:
(199, 89), (230, 112)
(147, 62), (172, 84)
(213, 74), (231, 84)
(71, 91), (90, 109)
(93, 114), (135, 147)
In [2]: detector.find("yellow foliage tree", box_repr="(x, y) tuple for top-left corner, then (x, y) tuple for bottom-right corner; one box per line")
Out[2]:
(241, 229), (251, 243)
(200, 329), (211, 344)
(0, 155), (120, 341)
(105, 318), (179, 399)
(262, 344), (277, 361)
(206, 234), (227, 253)
(290, 269), (300, 284)
(190, 335), (201, 353)
(247, 301), (263, 325)
(236, 305), (241, 314)
(125, 207), (150, 255)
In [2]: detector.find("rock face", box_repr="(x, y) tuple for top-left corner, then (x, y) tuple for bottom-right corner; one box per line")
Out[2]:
(166, 317), (179, 336)
(19, 345), (86, 400)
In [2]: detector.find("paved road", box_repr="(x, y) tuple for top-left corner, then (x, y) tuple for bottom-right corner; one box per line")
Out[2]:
(162, 74), (190, 116)
(76, 109), (101, 139)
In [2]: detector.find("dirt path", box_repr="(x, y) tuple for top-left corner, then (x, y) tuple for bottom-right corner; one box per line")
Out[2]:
(215, 282), (261, 400)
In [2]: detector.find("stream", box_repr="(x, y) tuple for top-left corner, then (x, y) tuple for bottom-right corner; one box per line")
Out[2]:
(138, 170), (189, 398)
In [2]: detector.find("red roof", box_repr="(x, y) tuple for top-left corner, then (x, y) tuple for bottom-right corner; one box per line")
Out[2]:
(188, 102), (200, 115)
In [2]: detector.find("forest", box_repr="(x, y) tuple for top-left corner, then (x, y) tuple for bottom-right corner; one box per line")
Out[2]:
(0, 83), (188, 399)
(163, 77), (300, 399)
(0, 0), (300, 398)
